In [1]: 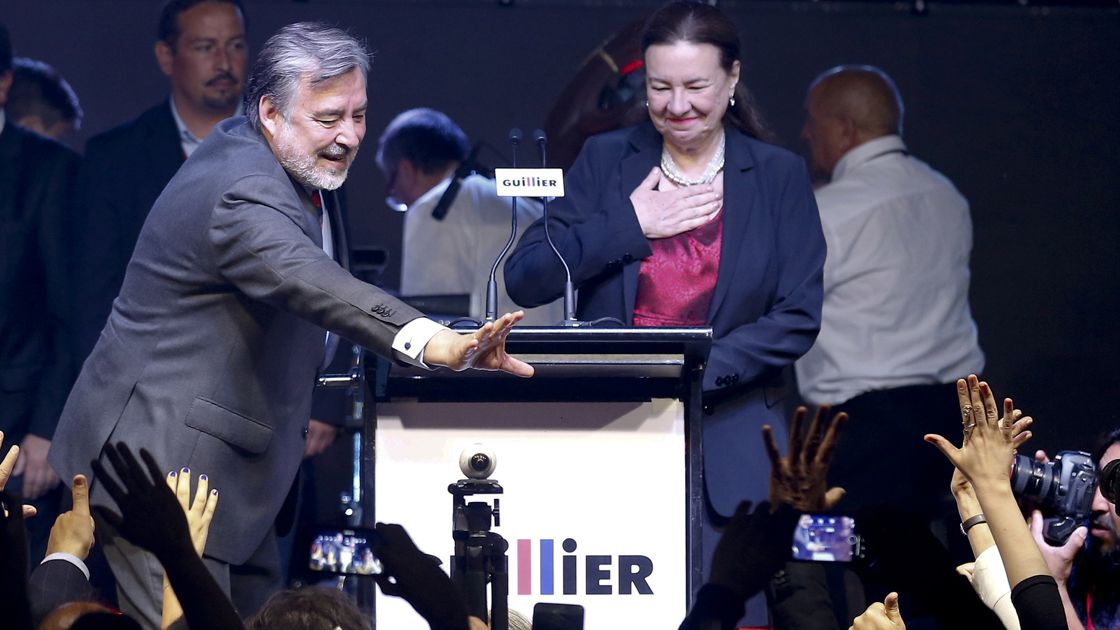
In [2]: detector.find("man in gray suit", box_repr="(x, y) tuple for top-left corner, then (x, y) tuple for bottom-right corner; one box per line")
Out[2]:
(49, 22), (532, 625)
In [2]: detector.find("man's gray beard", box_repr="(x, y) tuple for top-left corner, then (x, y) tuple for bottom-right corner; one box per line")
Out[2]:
(274, 122), (351, 191)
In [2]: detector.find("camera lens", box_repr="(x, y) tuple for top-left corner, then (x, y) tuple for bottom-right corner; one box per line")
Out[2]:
(470, 453), (491, 472)
(1010, 453), (1056, 503)
(1102, 460), (1120, 506)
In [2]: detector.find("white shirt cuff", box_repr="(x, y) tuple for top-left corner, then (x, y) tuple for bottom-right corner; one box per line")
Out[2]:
(41, 552), (91, 581)
(392, 318), (448, 368)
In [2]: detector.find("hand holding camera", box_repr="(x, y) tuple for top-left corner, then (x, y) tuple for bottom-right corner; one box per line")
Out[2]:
(1012, 449), (1097, 545)
(1028, 509), (1086, 584)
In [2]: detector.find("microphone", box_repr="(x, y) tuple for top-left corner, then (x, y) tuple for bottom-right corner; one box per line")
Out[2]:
(483, 128), (524, 322)
(533, 129), (578, 325)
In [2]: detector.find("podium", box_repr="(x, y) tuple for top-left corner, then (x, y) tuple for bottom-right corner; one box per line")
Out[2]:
(370, 327), (711, 629)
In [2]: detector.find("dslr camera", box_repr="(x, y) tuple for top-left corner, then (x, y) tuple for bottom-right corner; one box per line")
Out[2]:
(1010, 450), (1097, 545)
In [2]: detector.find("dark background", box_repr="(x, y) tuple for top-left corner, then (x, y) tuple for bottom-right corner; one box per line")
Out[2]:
(5, 0), (1118, 460)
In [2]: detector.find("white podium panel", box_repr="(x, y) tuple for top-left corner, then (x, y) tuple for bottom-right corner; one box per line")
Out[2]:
(374, 398), (686, 629)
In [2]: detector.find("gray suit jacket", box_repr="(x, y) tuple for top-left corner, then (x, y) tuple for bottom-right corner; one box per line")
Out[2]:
(50, 117), (422, 564)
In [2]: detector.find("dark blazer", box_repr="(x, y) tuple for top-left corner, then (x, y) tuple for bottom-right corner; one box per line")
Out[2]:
(50, 117), (424, 564)
(28, 558), (96, 625)
(505, 122), (825, 514)
(70, 101), (184, 364)
(0, 121), (80, 441)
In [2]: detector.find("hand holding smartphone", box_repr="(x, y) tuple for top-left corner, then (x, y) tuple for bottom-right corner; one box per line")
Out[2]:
(791, 513), (866, 563)
(308, 527), (383, 575)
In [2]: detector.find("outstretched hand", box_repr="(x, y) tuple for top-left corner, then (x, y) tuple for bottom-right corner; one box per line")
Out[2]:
(90, 443), (192, 561)
(0, 431), (37, 518)
(924, 375), (1033, 488)
(763, 405), (847, 511)
(166, 468), (218, 557)
(1028, 509), (1086, 584)
(423, 311), (534, 377)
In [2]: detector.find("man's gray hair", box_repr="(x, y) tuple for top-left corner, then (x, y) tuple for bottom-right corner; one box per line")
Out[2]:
(244, 22), (370, 131)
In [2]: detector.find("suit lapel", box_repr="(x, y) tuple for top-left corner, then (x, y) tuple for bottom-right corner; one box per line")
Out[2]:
(707, 129), (756, 322)
(619, 124), (663, 323)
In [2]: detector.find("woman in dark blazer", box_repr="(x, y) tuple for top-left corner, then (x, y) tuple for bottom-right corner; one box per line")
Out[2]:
(505, 1), (826, 570)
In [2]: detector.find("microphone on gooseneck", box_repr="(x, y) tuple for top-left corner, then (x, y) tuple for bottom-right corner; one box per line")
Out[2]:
(484, 128), (524, 322)
(534, 129), (578, 325)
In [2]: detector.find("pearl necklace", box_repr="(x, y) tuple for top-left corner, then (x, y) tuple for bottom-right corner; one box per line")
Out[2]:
(659, 133), (726, 186)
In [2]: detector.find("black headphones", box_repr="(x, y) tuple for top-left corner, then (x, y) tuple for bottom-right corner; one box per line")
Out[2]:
(430, 143), (486, 221)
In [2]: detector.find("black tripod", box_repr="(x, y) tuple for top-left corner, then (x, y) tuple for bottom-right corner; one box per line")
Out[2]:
(449, 479), (509, 630)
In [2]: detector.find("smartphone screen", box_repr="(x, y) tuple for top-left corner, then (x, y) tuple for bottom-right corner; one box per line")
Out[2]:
(308, 527), (382, 575)
(533, 603), (584, 630)
(791, 514), (858, 562)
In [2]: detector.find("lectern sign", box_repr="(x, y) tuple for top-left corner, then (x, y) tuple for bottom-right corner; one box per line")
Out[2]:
(494, 168), (565, 197)
(375, 399), (687, 629)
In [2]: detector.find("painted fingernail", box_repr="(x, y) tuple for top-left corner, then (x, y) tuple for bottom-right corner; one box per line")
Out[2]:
(169, 471), (177, 478)
(181, 467), (189, 474)
(211, 489), (219, 496)
(199, 474), (207, 481)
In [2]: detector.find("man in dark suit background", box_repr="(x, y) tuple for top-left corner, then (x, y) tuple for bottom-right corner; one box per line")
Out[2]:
(0, 22), (80, 551)
(50, 21), (532, 626)
(71, 0), (248, 365)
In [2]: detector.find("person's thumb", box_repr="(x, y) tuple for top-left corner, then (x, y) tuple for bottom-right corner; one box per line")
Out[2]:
(884, 592), (903, 624)
(823, 487), (846, 510)
(1029, 509), (1046, 542)
(1065, 526), (1089, 552)
(923, 433), (960, 466)
(638, 167), (660, 190)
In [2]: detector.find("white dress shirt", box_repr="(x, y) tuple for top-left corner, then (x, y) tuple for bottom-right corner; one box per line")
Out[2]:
(796, 135), (985, 405)
(169, 97), (243, 158)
